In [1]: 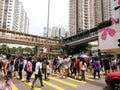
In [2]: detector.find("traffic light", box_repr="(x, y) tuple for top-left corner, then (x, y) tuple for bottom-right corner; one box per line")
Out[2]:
(118, 39), (120, 47)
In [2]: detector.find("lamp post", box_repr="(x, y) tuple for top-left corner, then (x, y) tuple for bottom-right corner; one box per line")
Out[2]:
(47, 0), (50, 37)
(47, 0), (50, 60)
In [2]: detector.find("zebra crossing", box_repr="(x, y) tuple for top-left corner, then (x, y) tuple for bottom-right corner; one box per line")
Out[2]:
(12, 73), (103, 90)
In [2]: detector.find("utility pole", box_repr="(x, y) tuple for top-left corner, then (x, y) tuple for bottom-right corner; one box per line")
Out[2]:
(47, 0), (50, 60)
(47, 0), (50, 37)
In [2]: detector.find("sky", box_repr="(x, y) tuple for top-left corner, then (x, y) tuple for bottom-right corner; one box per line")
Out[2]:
(19, 0), (69, 36)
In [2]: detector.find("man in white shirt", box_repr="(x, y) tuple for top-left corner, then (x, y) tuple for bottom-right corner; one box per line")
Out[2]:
(31, 58), (44, 88)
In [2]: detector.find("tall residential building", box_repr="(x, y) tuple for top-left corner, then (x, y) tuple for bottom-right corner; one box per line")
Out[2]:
(102, 0), (111, 21)
(0, 0), (4, 27)
(1, 0), (29, 33)
(69, 0), (111, 36)
(43, 27), (48, 37)
(69, 0), (77, 36)
(25, 17), (29, 33)
(94, 0), (111, 26)
(94, 0), (102, 26)
(50, 26), (65, 39)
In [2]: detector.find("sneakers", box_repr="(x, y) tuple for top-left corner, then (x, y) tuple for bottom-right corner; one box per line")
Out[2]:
(26, 80), (30, 83)
(41, 85), (44, 87)
(31, 85), (44, 88)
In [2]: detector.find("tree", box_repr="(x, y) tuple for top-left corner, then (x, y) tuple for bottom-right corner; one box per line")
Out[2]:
(16, 46), (23, 56)
(0, 44), (10, 54)
(97, 19), (112, 29)
(66, 43), (92, 55)
(54, 36), (59, 39)
(10, 47), (17, 54)
(24, 47), (34, 55)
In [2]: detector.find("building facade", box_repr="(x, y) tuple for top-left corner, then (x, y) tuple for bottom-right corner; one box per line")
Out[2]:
(69, 0), (112, 36)
(0, 0), (29, 33)
(50, 26), (65, 39)
(98, 0), (120, 55)
(0, 0), (4, 27)
(43, 26), (66, 39)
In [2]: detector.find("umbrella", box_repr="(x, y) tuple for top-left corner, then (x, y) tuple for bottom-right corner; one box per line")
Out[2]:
(80, 54), (89, 58)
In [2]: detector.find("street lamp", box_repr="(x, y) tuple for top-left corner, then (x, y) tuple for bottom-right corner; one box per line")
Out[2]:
(47, 0), (50, 37)
(46, 0), (50, 60)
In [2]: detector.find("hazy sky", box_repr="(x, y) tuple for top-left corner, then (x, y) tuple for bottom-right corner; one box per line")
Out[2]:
(19, 0), (69, 36)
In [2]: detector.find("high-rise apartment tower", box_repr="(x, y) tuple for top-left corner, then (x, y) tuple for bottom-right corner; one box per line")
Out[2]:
(0, 0), (29, 33)
(69, 0), (111, 36)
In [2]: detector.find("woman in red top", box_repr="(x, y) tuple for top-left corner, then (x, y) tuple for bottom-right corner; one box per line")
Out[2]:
(74, 57), (80, 79)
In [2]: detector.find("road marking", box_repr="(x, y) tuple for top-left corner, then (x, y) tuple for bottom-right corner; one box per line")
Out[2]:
(31, 75), (65, 90)
(31, 75), (34, 78)
(49, 77), (77, 87)
(67, 77), (87, 84)
(16, 76), (42, 90)
(86, 77), (94, 81)
(78, 76), (94, 81)
(12, 83), (18, 90)
(22, 78), (42, 90)
(86, 74), (104, 79)
(54, 73), (93, 82)
(43, 80), (65, 90)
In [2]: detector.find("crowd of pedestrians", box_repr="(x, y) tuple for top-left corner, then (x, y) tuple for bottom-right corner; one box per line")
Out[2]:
(0, 53), (120, 89)
(50, 55), (120, 80)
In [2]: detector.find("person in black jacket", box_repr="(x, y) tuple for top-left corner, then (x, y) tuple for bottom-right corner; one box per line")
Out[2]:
(29, 56), (37, 80)
(42, 57), (48, 80)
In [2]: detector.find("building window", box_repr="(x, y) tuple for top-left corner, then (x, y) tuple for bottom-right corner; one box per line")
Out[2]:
(8, 15), (11, 17)
(9, 9), (12, 11)
(9, 3), (12, 5)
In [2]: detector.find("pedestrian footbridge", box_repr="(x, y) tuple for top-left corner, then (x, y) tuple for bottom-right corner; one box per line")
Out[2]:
(0, 28), (61, 46)
(63, 27), (98, 46)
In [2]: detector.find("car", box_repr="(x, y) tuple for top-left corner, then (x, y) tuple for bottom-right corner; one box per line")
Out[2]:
(105, 71), (120, 90)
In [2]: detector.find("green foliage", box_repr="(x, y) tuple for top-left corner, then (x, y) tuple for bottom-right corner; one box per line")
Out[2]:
(66, 43), (92, 55)
(54, 36), (59, 39)
(97, 19), (112, 29)
(10, 47), (17, 54)
(0, 44), (10, 54)
(0, 44), (35, 56)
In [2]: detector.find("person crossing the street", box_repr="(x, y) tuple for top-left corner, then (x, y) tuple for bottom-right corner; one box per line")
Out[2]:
(31, 58), (44, 88)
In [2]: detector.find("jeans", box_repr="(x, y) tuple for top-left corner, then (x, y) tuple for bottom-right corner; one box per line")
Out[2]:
(32, 74), (43, 86)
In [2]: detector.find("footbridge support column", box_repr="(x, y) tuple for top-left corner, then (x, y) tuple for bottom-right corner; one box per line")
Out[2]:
(35, 46), (42, 58)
